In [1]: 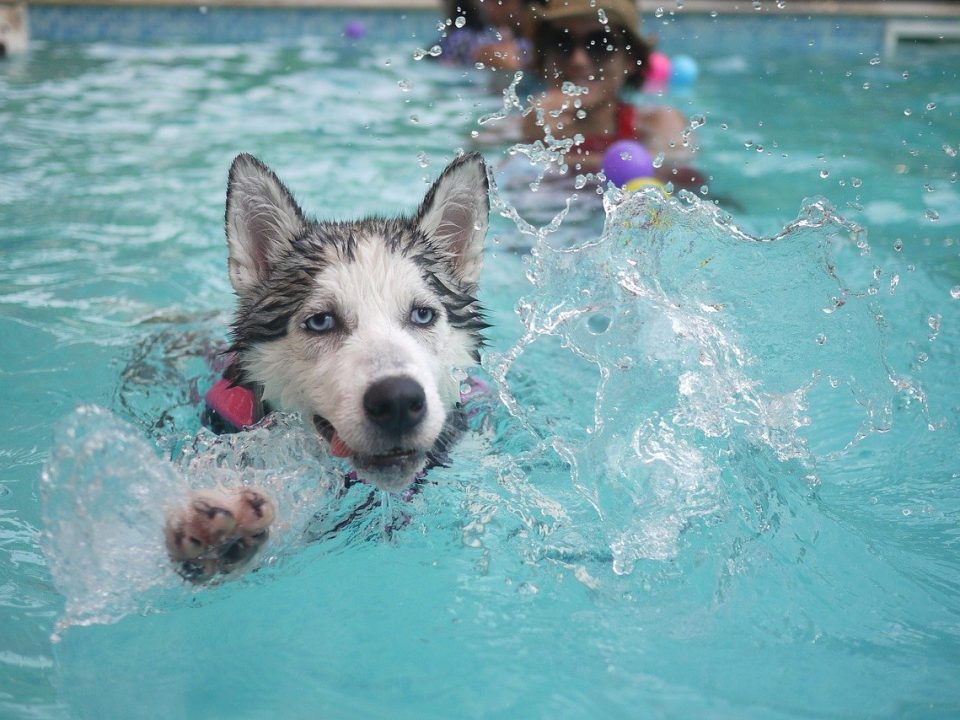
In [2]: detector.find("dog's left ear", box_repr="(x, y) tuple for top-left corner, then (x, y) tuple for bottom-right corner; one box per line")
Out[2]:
(415, 152), (489, 287)
(224, 153), (306, 297)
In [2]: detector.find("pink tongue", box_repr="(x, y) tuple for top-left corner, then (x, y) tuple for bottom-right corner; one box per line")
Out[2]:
(329, 431), (353, 458)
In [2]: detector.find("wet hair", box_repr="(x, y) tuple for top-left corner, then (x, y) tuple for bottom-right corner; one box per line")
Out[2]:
(442, 1), (488, 32)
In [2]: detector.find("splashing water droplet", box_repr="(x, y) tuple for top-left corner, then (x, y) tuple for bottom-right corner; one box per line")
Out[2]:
(690, 114), (706, 129)
(890, 274), (900, 294)
(587, 314), (611, 335)
(653, 152), (665, 169)
(950, 286), (960, 300)
(924, 209), (939, 222)
(869, 56), (881, 65)
(455, 15), (466, 28)
(944, 145), (957, 158)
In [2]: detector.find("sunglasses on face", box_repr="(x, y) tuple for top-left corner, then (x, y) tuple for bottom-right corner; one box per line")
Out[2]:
(542, 26), (624, 64)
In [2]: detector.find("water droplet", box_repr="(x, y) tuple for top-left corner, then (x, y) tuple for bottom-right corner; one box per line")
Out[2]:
(412, 48), (426, 61)
(416, 152), (430, 168)
(587, 314), (611, 335)
(384, 58), (392, 67)
(862, 82), (870, 90)
(949, 285), (960, 300)
(901, 70), (910, 79)
(869, 56), (881, 65)
(902, 508), (912, 517)
(893, 239), (903, 251)
(752, 0), (762, 11)
(815, 334), (827, 345)
(889, 274), (900, 293)
(710, 9), (718, 17)
(776, 0), (786, 7)
(928, 314), (941, 333)
(756, 144), (764, 153)
(690, 114), (706, 129)
(851, 177), (862, 188)
(819, 169), (829, 179)
(652, 152), (665, 169)
(925, 209), (940, 222)
(744, 139), (753, 149)
(455, 15), (466, 28)
(720, 123), (728, 130)
(926, 102), (937, 111)
(903, 108), (912, 117)
(655, 6), (664, 17)
(409, 114), (419, 124)
(944, 144), (958, 158)
(398, 79), (411, 92)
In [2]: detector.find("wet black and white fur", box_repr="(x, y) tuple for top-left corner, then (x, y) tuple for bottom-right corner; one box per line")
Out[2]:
(164, 152), (490, 580)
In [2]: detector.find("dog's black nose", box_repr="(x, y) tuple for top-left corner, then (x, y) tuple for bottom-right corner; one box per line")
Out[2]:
(363, 376), (426, 436)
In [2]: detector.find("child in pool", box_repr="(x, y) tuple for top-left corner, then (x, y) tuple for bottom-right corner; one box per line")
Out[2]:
(437, 0), (536, 72)
(523, 0), (704, 190)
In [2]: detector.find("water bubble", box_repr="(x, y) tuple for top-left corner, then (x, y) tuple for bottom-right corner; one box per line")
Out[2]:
(902, 70), (910, 79)
(903, 108), (912, 117)
(652, 152), (665, 169)
(949, 286), (960, 300)
(710, 9), (718, 17)
(655, 6), (664, 17)
(889, 274), (900, 294)
(720, 123), (728, 130)
(928, 314), (941, 334)
(893, 239), (903, 251)
(416, 152), (430, 168)
(925, 209), (940, 222)
(862, 82), (870, 90)
(752, 0), (762, 11)
(944, 144), (958, 158)
(819, 169), (830, 179)
(409, 114), (419, 124)
(398, 79), (412, 92)
(776, 0), (786, 7)
(436, 20), (447, 32)
(587, 314), (611, 335)
(384, 58), (392, 66)
(926, 102), (937, 111)
(744, 139), (753, 149)
(851, 177), (862, 188)
(869, 56), (881, 65)
(455, 15), (466, 28)
(412, 48), (426, 61)
(815, 334), (827, 345)
(756, 145), (764, 153)
(690, 114), (706, 129)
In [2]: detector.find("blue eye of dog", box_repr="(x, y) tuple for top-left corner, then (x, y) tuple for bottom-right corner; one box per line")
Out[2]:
(302, 312), (337, 333)
(410, 307), (435, 326)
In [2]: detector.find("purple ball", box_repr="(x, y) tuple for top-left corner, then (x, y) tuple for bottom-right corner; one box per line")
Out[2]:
(602, 140), (654, 187)
(344, 20), (366, 40)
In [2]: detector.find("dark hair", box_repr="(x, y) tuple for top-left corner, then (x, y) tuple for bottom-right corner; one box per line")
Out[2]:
(534, 22), (652, 87)
(442, 1), (488, 32)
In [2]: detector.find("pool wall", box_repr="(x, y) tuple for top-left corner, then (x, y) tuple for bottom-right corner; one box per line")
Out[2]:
(21, 2), (960, 57)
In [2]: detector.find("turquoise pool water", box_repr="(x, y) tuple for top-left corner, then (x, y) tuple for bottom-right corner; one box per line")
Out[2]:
(2, 8), (959, 719)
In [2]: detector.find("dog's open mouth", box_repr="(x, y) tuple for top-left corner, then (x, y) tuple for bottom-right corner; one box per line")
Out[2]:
(312, 415), (420, 469)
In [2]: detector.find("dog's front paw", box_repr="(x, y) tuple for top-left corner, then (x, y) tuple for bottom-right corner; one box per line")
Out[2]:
(164, 488), (275, 582)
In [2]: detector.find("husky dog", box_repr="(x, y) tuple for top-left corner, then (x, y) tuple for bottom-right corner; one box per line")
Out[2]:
(0, 3), (27, 57)
(164, 152), (490, 580)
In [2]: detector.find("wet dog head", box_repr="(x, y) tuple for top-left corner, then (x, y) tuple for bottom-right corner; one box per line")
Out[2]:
(223, 153), (489, 490)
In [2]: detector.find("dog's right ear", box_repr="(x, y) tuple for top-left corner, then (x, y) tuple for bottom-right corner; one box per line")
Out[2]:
(224, 154), (306, 296)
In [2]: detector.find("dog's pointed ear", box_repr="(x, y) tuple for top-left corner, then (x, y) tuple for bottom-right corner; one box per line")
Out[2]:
(415, 152), (489, 287)
(224, 154), (306, 296)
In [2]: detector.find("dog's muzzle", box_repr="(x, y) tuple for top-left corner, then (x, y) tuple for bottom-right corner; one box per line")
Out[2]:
(362, 375), (426, 437)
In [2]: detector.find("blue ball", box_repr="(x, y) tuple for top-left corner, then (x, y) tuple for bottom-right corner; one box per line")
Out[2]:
(670, 55), (699, 87)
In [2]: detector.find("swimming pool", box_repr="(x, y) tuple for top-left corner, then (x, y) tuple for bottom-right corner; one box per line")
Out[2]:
(2, 5), (959, 718)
